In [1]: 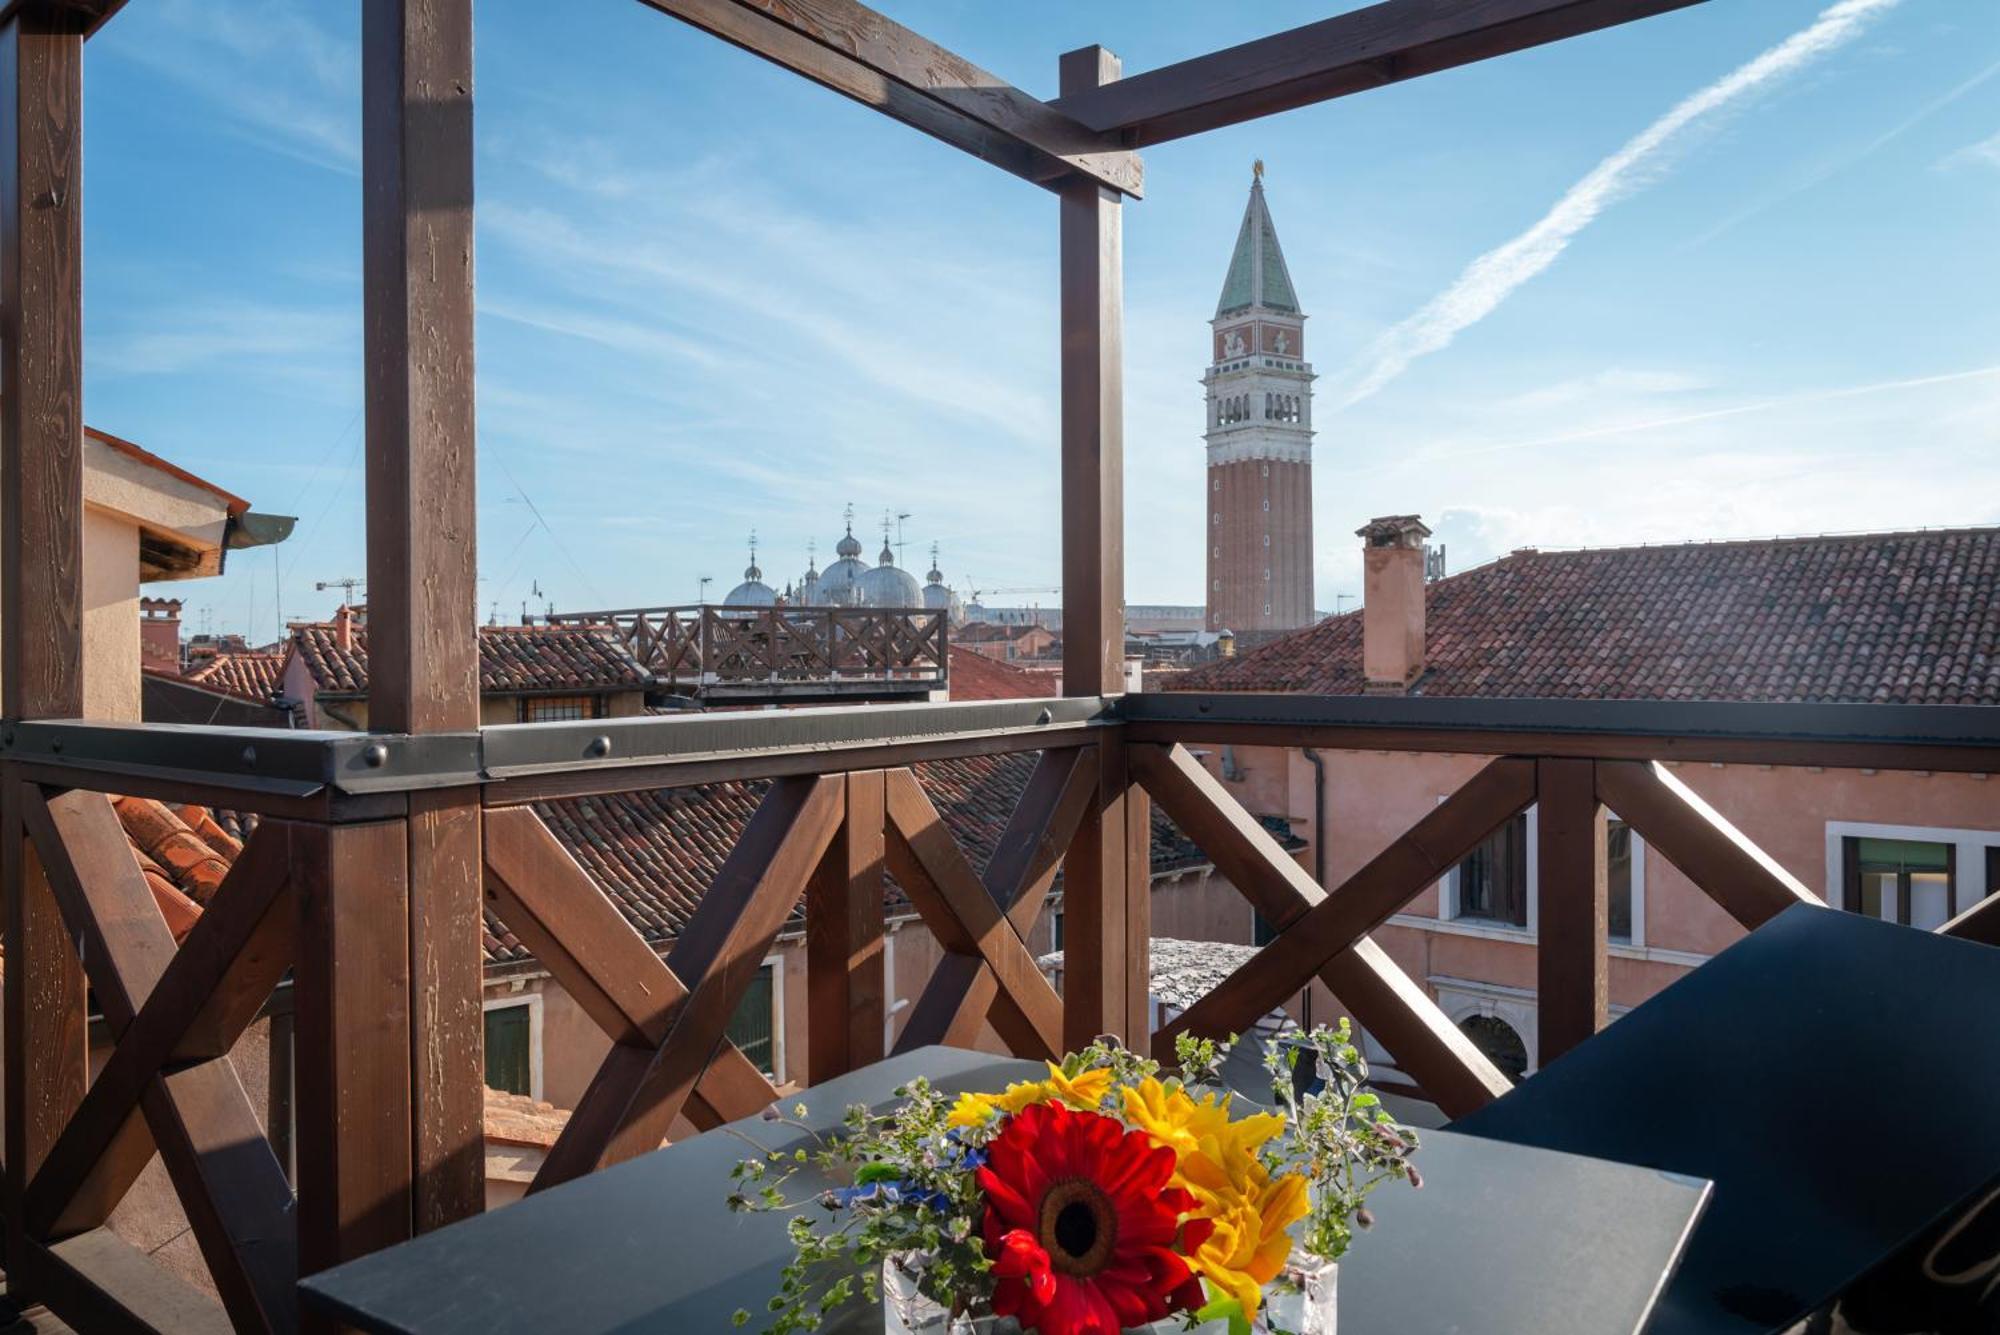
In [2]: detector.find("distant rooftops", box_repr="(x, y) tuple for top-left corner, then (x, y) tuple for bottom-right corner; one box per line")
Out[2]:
(289, 619), (650, 698)
(1173, 525), (2000, 705)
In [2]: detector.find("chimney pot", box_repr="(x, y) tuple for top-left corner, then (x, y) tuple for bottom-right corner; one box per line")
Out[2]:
(1356, 515), (1430, 693)
(334, 604), (355, 653)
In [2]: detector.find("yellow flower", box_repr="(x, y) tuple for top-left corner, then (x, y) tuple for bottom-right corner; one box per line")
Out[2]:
(1121, 1078), (1306, 1323)
(945, 1063), (1114, 1129)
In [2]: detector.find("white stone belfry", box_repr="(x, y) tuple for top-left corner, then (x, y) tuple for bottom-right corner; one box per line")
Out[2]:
(1204, 163), (1316, 636)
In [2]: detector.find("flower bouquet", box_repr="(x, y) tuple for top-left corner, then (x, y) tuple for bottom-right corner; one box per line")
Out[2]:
(727, 1023), (1421, 1335)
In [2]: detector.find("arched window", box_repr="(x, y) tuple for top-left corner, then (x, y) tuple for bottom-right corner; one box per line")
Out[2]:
(1460, 1015), (1528, 1082)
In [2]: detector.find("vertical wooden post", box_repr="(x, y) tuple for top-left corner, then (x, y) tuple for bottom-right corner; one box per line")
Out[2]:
(1536, 757), (1607, 1065)
(363, 0), (484, 1234)
(293, 820), (414, 1277)
(1058, 44), (1147, 1048)
(806, 770), (887, 1083)
(1, 5), (89, 1292)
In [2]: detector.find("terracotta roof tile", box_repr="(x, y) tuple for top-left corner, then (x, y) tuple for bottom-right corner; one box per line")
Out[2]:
(1173, 527), (2000, 704)
(947, 645), (1049, 701)
(184, 652), (286, 701)
(290, 623), (649, 697)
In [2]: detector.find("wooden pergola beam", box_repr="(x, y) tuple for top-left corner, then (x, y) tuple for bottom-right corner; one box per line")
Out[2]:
(1049, 0), (1709, 147)
(0, 1), (123, 39)
(633, 0), (1143, 197)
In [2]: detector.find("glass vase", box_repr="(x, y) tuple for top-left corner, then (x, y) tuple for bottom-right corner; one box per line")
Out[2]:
(881, 1254), (1021, 1335)
(1262, 1253), (1338, 1335)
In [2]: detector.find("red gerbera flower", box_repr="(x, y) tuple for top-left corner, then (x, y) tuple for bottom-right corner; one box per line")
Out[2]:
(976, 1101), (1212, 1334)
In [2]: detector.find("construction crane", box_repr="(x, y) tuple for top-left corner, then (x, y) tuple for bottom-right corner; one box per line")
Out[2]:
(314, 577), (364, 605)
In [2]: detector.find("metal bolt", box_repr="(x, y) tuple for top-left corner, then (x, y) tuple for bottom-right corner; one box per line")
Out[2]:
(362, 742), (390, 768)
(241, 745), (257, 767)
(587, 735), (613, 758)
(1035, 708), (1053, 725)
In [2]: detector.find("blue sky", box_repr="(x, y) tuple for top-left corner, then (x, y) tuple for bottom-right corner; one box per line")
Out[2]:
(87, 0), (1999, 641)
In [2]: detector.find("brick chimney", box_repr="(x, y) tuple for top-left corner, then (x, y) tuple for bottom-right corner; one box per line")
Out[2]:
(1356, 515), (1431, 694)
(138, 597), (182, 673)
(333, 603), (356, 653)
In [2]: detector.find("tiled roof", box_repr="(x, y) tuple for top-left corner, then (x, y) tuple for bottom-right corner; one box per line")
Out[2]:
(947, 645), (1049, 701)
(184, 652), (286, 701)
(290, 623), (650, 697)
(111, 798), (247, 942)
(96, 761), (1281, 974)
(1172, 527), (2000, 704)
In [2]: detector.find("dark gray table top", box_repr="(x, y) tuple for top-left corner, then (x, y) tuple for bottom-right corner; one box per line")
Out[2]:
(301, 1047), (1709, 1334)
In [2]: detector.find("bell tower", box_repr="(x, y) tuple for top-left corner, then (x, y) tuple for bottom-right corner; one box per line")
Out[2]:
(1205, 162), (1315, 639)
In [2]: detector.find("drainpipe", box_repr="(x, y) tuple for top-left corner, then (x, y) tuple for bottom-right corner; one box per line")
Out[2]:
(1301, 746), (1327, 1035)
(1301, 747), (1327, 889)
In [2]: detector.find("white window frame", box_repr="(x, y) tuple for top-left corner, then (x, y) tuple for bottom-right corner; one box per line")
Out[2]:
(761, 954), (788, 1087)
(1607, 815), (1647, 949)
(1824, 820), (2000, 919)
(481, 992), (544, 1102)
(1433, 802), (1648, 946)
(1439, 802), (1539, 935)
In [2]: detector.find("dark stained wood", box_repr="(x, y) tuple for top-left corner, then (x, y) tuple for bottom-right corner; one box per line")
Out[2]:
(407, 788), (484, 1234)
(25, 827), (293, 1240)
(882, 769), (1064, 1059)
(633, 0), (1141, 196)
(364, 0), (483, 1239)
(18, 1228), (232, 1335)
(482, 805), (777, 1123)
(0, 3), (125, 39)
(1057, 43), (1137, 1050)
(894, 747), (1097, 1053)
(2, 13), (89, 1303)
(24, 803), (296, 1331)
(1121, 719), (1996, 776)
(1594, 759), (1820, 929)
(1057, 45), (1126, 702)
(1048, 0), (1707, 146)
(4, 782), (88, 1292)
(142, 1065), (298, 1335)
(28, 790), (176, 1028)
(805, 769), (886, 1083)
(1120, 750), (1152, 1043)
(1535, 757), (1607, 1065)
(531, 776), (843, 1189)
(1156, 756), (1535, 1053)
(1, 4), (83, 722)
(293, 819), (414, 1277)
(363, 0), (478, 736)
(1131, 743), (1510, 1117)
(1319, 938), (1516, 1118)
(1940, 890), (2000, 947)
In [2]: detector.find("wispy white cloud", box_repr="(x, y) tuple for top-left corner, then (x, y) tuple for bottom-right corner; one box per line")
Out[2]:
(1940, 127), (2000, 172)
(1336, 0), (1900, 408)
(109, 0), (358, 174)
(1687, 56), (2000, 247)
(1496, 367), (1709, 411)
(94, 299), (353, 377)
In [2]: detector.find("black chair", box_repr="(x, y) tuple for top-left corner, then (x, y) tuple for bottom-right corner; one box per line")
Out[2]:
(1448, 904), (2000, 1334)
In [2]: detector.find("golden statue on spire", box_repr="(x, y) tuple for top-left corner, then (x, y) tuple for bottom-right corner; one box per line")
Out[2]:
(1253, 158), (1264, 180)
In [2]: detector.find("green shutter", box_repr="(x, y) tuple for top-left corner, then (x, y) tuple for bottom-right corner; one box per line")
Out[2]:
(727, 965), (776, 1078)
(484, 1004), (532, 1096)
(1855, 838), (1950, 870)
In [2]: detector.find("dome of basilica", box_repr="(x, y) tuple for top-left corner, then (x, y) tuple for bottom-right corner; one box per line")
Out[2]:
(857, 542), (922, 607)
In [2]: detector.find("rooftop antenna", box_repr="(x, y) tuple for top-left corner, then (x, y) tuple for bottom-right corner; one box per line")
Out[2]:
(896, 511), (912, 566)
(698, 575), (713, 605)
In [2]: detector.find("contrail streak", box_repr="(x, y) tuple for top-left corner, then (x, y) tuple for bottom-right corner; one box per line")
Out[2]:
(1337, 0), (1901, 409)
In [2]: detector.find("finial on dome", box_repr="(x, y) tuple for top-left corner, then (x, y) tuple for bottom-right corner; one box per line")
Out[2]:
(745, 530), (761, 581)
(927, 542), (944, 585)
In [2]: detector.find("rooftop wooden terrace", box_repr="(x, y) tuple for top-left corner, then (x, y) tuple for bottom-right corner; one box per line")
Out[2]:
(1, 1), (1994, 1331)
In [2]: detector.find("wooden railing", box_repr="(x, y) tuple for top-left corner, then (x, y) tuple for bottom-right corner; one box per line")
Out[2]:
(5, 696), (1996, 1330)
(542, 604), (948, 697)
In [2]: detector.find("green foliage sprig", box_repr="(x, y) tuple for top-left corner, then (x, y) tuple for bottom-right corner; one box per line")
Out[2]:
(1261, 1020), (1423, 1264)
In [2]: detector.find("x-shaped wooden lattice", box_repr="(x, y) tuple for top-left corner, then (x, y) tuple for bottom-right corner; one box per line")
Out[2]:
(482, 774), (843, 1191)
(22, 790), (299, 1333)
